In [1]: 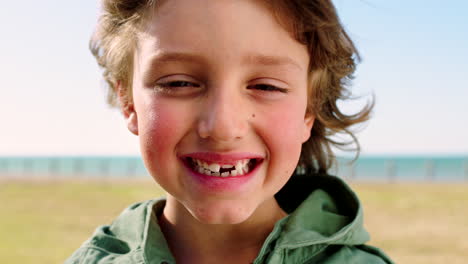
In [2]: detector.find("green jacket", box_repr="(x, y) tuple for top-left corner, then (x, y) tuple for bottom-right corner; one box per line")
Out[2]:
(65, 175), (393, 263)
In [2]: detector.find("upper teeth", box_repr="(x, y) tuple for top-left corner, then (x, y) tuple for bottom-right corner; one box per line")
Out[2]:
(193, 158), (251, 177)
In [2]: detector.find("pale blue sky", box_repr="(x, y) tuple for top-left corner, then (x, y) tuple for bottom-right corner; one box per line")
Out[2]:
(1, 0), (467, 156)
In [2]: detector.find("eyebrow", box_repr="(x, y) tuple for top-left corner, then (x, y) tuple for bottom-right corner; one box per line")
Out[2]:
(147, 52), (205, 65)
(242, 54), (303, 71)
(143, 51), (303, 72)
(143, 52), (207, 71)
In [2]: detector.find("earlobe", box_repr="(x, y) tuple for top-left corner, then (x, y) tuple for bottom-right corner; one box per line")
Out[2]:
(302, 114), (315, 143)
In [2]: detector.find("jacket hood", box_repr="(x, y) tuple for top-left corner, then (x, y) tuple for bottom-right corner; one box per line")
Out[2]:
(250, 174), (373, 263)
(274, 174), (370, 247)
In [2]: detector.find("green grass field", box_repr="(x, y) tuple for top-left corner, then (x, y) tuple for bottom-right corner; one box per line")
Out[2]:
(1, 178), (467, 264)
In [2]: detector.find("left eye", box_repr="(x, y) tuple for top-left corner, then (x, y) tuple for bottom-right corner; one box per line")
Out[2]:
(248, 84), (288, 93)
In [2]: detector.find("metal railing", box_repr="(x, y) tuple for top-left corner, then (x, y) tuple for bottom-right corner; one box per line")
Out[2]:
(0, 157), (149, 178)
(1, 156), (467, 182)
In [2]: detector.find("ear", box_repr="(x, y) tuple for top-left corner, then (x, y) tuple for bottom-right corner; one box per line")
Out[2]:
(125, 109), (139, 136)
(302, 113), (315, 143)
(117, 81), (139, 136)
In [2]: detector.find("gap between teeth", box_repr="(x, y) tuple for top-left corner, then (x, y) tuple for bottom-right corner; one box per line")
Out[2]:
(193, 158), (251, 177)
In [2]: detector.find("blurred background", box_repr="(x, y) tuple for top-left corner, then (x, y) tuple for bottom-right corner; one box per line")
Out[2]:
(0, 0), (467, 180)
(0, 0), (467, 263)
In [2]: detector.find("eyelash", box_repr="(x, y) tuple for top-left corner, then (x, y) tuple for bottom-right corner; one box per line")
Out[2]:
(156, 81), (200, 88)
(248, 84), (288, 93)
(154, 80), (288, 95)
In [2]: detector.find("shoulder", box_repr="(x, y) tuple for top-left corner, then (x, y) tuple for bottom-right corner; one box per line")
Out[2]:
(64, 246), (146, 264)
(269, 174), (394, 264)
(315, 245), (394, 264)
(263, 243), (394, 264)
(283, 244), (394, 264)
(65, 199), (166, 264)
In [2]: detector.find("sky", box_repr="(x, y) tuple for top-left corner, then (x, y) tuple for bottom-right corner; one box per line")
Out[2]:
(0, 0), (467, 156)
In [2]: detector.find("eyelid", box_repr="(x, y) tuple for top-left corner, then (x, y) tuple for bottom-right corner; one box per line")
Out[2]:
(249, 78), (289, 92)
(152, 74), (204, 96)
(252, 77), (288, 86)
(154, 74), (203, 90)
(156, 74), (199, 84)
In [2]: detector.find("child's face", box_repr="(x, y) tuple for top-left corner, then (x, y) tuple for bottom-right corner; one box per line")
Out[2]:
(126, 0), (314, 224)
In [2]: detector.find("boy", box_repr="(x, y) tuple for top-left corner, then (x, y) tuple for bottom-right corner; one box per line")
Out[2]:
(67, 0), (393, 263)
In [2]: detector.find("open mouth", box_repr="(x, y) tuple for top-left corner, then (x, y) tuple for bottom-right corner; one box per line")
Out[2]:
(185, 157), (261, 177)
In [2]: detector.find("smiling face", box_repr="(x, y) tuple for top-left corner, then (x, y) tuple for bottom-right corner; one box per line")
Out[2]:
(124, 0), (314, 224)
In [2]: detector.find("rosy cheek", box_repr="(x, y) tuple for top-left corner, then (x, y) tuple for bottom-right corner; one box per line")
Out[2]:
(263, 105), (305, 141)
(257, 106), (304, 182)
(138, 101), (186, 169)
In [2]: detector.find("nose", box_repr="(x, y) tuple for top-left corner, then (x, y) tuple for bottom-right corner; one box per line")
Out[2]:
(197, 86), (248, 142)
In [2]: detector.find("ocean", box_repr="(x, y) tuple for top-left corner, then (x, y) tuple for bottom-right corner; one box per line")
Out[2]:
(0, 156), (467, 182)
(331, 156), (468, 182)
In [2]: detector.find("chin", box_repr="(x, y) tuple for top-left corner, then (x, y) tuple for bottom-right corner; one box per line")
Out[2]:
(188, 202), (256, 225)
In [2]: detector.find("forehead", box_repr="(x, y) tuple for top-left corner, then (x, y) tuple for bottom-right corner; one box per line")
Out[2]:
(135, 0), (308, 71)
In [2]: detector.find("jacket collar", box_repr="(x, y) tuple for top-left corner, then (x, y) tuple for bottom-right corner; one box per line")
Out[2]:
(139, 174), (369, 263)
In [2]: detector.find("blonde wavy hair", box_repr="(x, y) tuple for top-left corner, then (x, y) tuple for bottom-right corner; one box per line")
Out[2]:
(90, 0), (372, 174)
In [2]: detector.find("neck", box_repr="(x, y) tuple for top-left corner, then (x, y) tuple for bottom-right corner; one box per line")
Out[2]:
(158, 197), (286, 264)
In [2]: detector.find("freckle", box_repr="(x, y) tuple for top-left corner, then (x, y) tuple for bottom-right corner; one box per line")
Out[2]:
(252, 114), (256, 118)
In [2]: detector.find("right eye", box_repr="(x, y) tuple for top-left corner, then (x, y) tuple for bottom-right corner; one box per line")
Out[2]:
(156, 81), (200, 89)
(152, 75), (203, 96)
